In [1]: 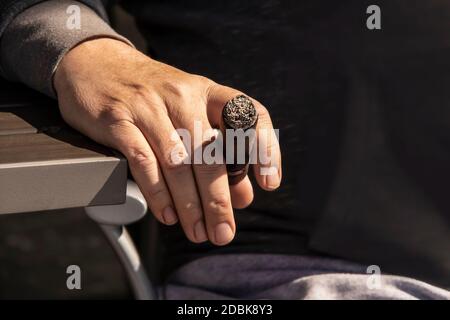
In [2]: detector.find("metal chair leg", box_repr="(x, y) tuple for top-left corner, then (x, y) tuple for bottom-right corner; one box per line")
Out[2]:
(100, 224), (155, 300)
(85, 180), (156, 300)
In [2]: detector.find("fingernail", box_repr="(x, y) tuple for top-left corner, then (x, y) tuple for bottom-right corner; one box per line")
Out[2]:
(214, 222), (234, 245)
(162, 207), (178, 225)
(194, 220), (208, 242)
(266, 171), (280, 189)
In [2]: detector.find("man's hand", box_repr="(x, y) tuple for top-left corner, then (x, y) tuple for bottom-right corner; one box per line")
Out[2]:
(54, 38), (281, 245)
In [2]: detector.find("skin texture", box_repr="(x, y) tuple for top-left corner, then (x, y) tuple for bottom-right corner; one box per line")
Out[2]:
(53, 38), (282, 246)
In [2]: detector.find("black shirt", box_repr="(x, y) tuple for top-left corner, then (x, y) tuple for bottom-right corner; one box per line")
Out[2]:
(119, 0), (450, 288)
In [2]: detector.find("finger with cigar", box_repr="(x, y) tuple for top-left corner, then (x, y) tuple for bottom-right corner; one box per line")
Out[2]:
(206, 88), (282, 195)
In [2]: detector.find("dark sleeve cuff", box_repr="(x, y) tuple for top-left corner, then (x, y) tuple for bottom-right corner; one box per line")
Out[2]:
(0, 0), (134, 98)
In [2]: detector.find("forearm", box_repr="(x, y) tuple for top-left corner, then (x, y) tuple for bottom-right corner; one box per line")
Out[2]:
(0, 0), (132, 97)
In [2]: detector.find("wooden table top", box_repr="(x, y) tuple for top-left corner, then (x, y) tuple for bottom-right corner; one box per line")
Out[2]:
(0, 81), (127, 214)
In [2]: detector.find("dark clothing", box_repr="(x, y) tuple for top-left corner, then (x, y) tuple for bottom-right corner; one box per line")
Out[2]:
(1, 0), (449, 288)
(128, 0), (450, 288)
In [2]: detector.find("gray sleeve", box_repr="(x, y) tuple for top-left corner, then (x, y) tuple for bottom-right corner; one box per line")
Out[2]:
(0, 0), (133, 98)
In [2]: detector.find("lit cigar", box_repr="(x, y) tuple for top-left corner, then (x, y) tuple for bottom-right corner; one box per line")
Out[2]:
(222, 95), (258, 185)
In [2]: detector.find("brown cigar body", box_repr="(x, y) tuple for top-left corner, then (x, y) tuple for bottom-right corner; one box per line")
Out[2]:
(222, 95), (258, 185)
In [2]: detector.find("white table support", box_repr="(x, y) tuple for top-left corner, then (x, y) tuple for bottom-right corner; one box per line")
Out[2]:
(85, 180), (156, 300)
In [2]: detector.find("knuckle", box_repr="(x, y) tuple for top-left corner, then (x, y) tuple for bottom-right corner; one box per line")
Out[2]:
(162, 156), (190, 173)
(161, 143), (190, 172)
(192, 74), (215, 90)
(196, 163), (224, 175)
(162, 80), (192, 101)
(128, 150), (157, 170)
(208, 194), (231, 213)
(106, 119), (135, 136)
(147, 185), (167, 199)
(98, 104), (133, 127)
(180, 201), (203, 216)
(162, 76), (210, 109)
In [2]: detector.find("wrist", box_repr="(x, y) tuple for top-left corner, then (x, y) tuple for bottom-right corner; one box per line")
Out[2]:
(53, 37), (136, 94)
